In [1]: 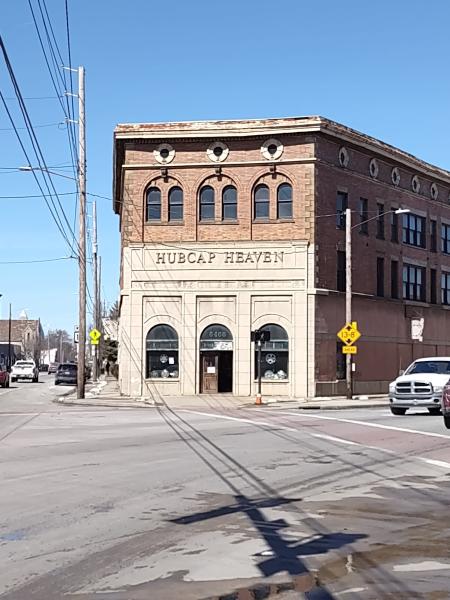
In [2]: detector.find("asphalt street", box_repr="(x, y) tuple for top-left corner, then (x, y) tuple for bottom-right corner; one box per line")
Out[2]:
(1, 379), (449, 599)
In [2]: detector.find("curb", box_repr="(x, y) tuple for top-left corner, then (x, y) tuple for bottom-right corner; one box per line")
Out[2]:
(52, 395), (157, 409)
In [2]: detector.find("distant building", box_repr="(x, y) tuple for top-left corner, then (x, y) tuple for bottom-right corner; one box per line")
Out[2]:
(0, 313), (44, 365)
(113, 115), (450, 398)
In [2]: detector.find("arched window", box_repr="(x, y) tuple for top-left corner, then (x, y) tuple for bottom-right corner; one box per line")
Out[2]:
(222, 185), (237, 221)
(146, 187), (161, 221)
(200, 324), (233, 350)
(277, 183), (292, 219)
(146, 324), (179, 379)
(169, 186), (183, 221)
(254, 184), (269, 220)
(199, 186), (215, 221)
(254, 324), (288, 380)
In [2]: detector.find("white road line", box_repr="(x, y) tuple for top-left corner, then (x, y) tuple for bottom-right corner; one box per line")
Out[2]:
(312, 433), (359, 446)
(268, 410), (450, 440)
(180, 409), (450, 470)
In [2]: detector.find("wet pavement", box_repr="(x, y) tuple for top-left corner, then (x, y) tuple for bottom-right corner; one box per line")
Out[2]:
(0, 394), (449, 599)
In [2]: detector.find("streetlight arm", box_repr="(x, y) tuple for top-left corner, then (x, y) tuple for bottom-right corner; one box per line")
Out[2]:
(352, 208), (410, 230)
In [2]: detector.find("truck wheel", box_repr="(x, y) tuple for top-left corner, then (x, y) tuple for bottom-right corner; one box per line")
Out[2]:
(428, 407), (441, 415)
(444, 416), (450, 429)
(390, 407), (407, 415)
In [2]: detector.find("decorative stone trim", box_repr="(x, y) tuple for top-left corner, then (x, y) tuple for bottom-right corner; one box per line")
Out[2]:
(261, 138), (283, 160)
(369, 158), (379, 178)
(391, 167), (401, 187)
(338, 146), (349, 168)
(154, 143), (175, 164)
(430, 182), (438, 200)
(207, 141), (229, 163)
(411, 175), (420, 193)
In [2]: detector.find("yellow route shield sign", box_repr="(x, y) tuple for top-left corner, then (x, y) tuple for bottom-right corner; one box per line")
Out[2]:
(337, 321), (361, 346)
(342, 345), (357, 354)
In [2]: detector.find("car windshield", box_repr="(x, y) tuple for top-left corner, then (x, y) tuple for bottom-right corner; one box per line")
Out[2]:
(406, 360), (450, 375)
(15, 361), (34, 366)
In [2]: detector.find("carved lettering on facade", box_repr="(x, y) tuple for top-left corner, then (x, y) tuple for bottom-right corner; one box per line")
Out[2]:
(154, 250), (285, 266)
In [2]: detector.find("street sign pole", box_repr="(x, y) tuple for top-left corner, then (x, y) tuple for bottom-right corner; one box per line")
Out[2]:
(345, 207), (352, 399)
(256, 338), (262, 405)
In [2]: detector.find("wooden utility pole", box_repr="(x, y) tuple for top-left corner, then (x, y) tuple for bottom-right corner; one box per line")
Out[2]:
(8, 303), (11, 368)
(77, 65), (86, 398)
(345, 207), (352, 399)
(92, 200), (99, 381)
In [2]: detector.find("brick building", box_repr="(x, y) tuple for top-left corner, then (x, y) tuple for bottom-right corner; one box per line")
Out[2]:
(0, 314), (44, 365)
(113, 116), (450, 399)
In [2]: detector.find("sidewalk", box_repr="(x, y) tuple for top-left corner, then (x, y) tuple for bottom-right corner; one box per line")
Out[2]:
(53, 377), (388, 410)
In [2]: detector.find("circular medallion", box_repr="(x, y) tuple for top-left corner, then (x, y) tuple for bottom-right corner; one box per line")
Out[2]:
(265, 353), (276, 365)
(160, 354), (168, 364)
(154, 143), (175, 164)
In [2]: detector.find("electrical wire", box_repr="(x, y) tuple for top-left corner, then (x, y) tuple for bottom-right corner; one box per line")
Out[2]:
(0, 256), (75, 265)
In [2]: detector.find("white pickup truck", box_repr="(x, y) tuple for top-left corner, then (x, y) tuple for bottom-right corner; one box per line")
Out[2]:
(388, 356), (450, 415)
(10, 360), (39, 383)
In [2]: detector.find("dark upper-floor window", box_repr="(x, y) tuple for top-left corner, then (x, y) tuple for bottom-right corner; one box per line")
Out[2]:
(442, 223), (450, 254)
(376, 203), (385, 239)
(254, 184), (270, 220)
(146, 187), (161, 221)
(222, 185), (237, 221)
(336, 191), (347, 229)
(430, 220), (437, 253)
(337, 250), (346, 292)
(168, 186), (183, 221)
(430, 268), (437, 304)
(403, 213), (426, 248)
(376, 257), (384, 297)
(359, 198), (368, 234)
(403, 264), (426, 302)
(391, 260), (399, 299)
(277, 183), (293, 219)
(391, 210), (398, 243)
(199, 186), (215, 221)
(442, 272), (450, 305)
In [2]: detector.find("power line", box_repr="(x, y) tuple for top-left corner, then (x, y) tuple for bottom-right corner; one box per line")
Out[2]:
(0, 256), (75, 265)
(0, 35), (79, 255)
(0, 121), (65, 131)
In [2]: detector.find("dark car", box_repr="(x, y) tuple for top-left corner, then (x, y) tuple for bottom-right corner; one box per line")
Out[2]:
(39, 363), (49, 372)
(0, 364), (10, 388)
(441, 380), (450, 429)
(55, 363), (78, 386)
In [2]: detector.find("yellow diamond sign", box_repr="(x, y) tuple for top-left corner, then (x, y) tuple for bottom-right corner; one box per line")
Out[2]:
(337, 321), (361, 346)
(89, 328), (101, 345)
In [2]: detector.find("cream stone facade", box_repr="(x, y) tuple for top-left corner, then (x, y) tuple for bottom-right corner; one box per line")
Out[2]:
(118, 241), (316, 399)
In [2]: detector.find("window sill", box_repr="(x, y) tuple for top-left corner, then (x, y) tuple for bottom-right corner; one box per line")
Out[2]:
(402, 242), (426, 250)
(145, 221), (184, 226)
(253, 379), (289, 383)
(145, 378), (180, 382)
(221, 220), (239, 225)
(358, 230), (369, 236)
(253, 219), (295, 224)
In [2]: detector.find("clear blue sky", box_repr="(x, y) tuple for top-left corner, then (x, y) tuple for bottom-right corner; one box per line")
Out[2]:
(1, 0), (449, 335)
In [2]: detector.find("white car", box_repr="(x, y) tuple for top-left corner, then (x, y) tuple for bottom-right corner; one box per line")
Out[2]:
(10, 360), (39, 383)
(388, 356), (449, 415)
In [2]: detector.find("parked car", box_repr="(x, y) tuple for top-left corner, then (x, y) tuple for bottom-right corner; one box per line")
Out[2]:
(39, 363), (49, 372)
(388, 357), (450, 415)
(441, 380), (450, 429)
(10, 360), (39, 383)
(0, 364), (10, 388)
(48, 363), (59, 374)
(55, 363), (78, 386)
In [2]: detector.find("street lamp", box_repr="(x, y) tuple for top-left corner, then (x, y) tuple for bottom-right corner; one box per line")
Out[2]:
(344, 207), (410, 399)
(19, 165), (77, 182)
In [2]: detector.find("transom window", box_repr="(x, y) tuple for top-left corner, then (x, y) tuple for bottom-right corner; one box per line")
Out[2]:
(442, 223), (450, 254)
(254, 324), (288, 380)
(199, 186), (215, 221)
(222, 185), (237, 221)
(168, 187), (183, 221)
(146, 187), (161, 221)
(277, 183), (293, 219)
(146, 325), (179, 378)
(254, 184), (270, 220)
(403, 264), (426, 302)
(403, 213), (426, 248)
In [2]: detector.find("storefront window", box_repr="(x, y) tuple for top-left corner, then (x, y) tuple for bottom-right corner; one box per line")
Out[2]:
(254, 324), (288, 380)
(146, 324), (179, 379)
(200, 324), (233, 350)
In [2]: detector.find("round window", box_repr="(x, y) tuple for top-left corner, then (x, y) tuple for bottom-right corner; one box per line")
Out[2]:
(369, 158), (379, 178)
(431, 183), (439, 200)
(154, 143), (175, 164)
(339, 146), (350, 168)
(412, 175), (420, 193)
(207, 141), (229, 163)
(391, 167), (401, 186)
(261, 138), (283, 160)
